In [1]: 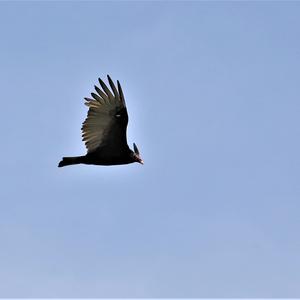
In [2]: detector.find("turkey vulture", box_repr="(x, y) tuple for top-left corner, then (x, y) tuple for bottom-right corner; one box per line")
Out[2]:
(58, 75), (143, 167)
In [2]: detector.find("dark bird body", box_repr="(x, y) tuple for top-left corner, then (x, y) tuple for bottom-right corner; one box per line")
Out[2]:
(58, 75), (143, 167)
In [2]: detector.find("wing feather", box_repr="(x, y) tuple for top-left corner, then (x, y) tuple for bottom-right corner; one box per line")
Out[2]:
(117, 80), (126, 106)
(81, 76), (129, 154)
(94, 85), (109, 102)
(98, 78), (114, 101)
(91, 92), (103, 103)
(107, 75), (119, 97)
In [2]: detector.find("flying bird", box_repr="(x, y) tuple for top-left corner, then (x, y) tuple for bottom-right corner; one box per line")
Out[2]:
(58, 75), (143, 167)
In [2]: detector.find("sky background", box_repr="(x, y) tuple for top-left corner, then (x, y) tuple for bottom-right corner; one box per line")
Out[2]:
(0, 1), (300, 297)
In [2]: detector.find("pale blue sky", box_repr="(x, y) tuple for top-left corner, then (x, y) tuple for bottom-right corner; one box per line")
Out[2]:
(0, 1), (300, 297)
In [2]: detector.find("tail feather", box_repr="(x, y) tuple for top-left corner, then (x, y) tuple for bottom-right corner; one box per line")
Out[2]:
(58, 156), (85, 167)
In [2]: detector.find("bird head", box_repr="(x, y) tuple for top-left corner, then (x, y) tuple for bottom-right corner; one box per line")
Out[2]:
(133, 143), (144, 164)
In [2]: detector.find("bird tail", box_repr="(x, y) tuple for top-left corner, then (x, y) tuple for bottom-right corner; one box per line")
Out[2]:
(58, 156), (85, 168)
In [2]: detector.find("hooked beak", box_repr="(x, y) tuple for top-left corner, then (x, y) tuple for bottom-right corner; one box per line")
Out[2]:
(139, 158), (144, 165)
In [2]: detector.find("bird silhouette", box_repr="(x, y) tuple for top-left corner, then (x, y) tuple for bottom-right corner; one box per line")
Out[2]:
(58, 75), (143, 167)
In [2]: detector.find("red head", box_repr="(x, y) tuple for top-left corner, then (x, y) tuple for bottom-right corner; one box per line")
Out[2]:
(133, 143), (144, 164)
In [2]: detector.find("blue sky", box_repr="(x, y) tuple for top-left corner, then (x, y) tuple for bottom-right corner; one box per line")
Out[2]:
(0, 1), (300, 297)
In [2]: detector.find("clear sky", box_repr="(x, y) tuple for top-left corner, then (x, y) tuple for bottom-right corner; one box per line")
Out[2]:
(0, 1), (300, 297)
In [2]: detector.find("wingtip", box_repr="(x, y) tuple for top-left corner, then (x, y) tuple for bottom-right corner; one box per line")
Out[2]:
(117, 80), (125, 105)
(107, 74), (114, 86)
(107, 75), (113, 86)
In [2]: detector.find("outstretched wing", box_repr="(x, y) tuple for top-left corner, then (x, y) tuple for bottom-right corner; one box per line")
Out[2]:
(81, 75), (129, 154)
